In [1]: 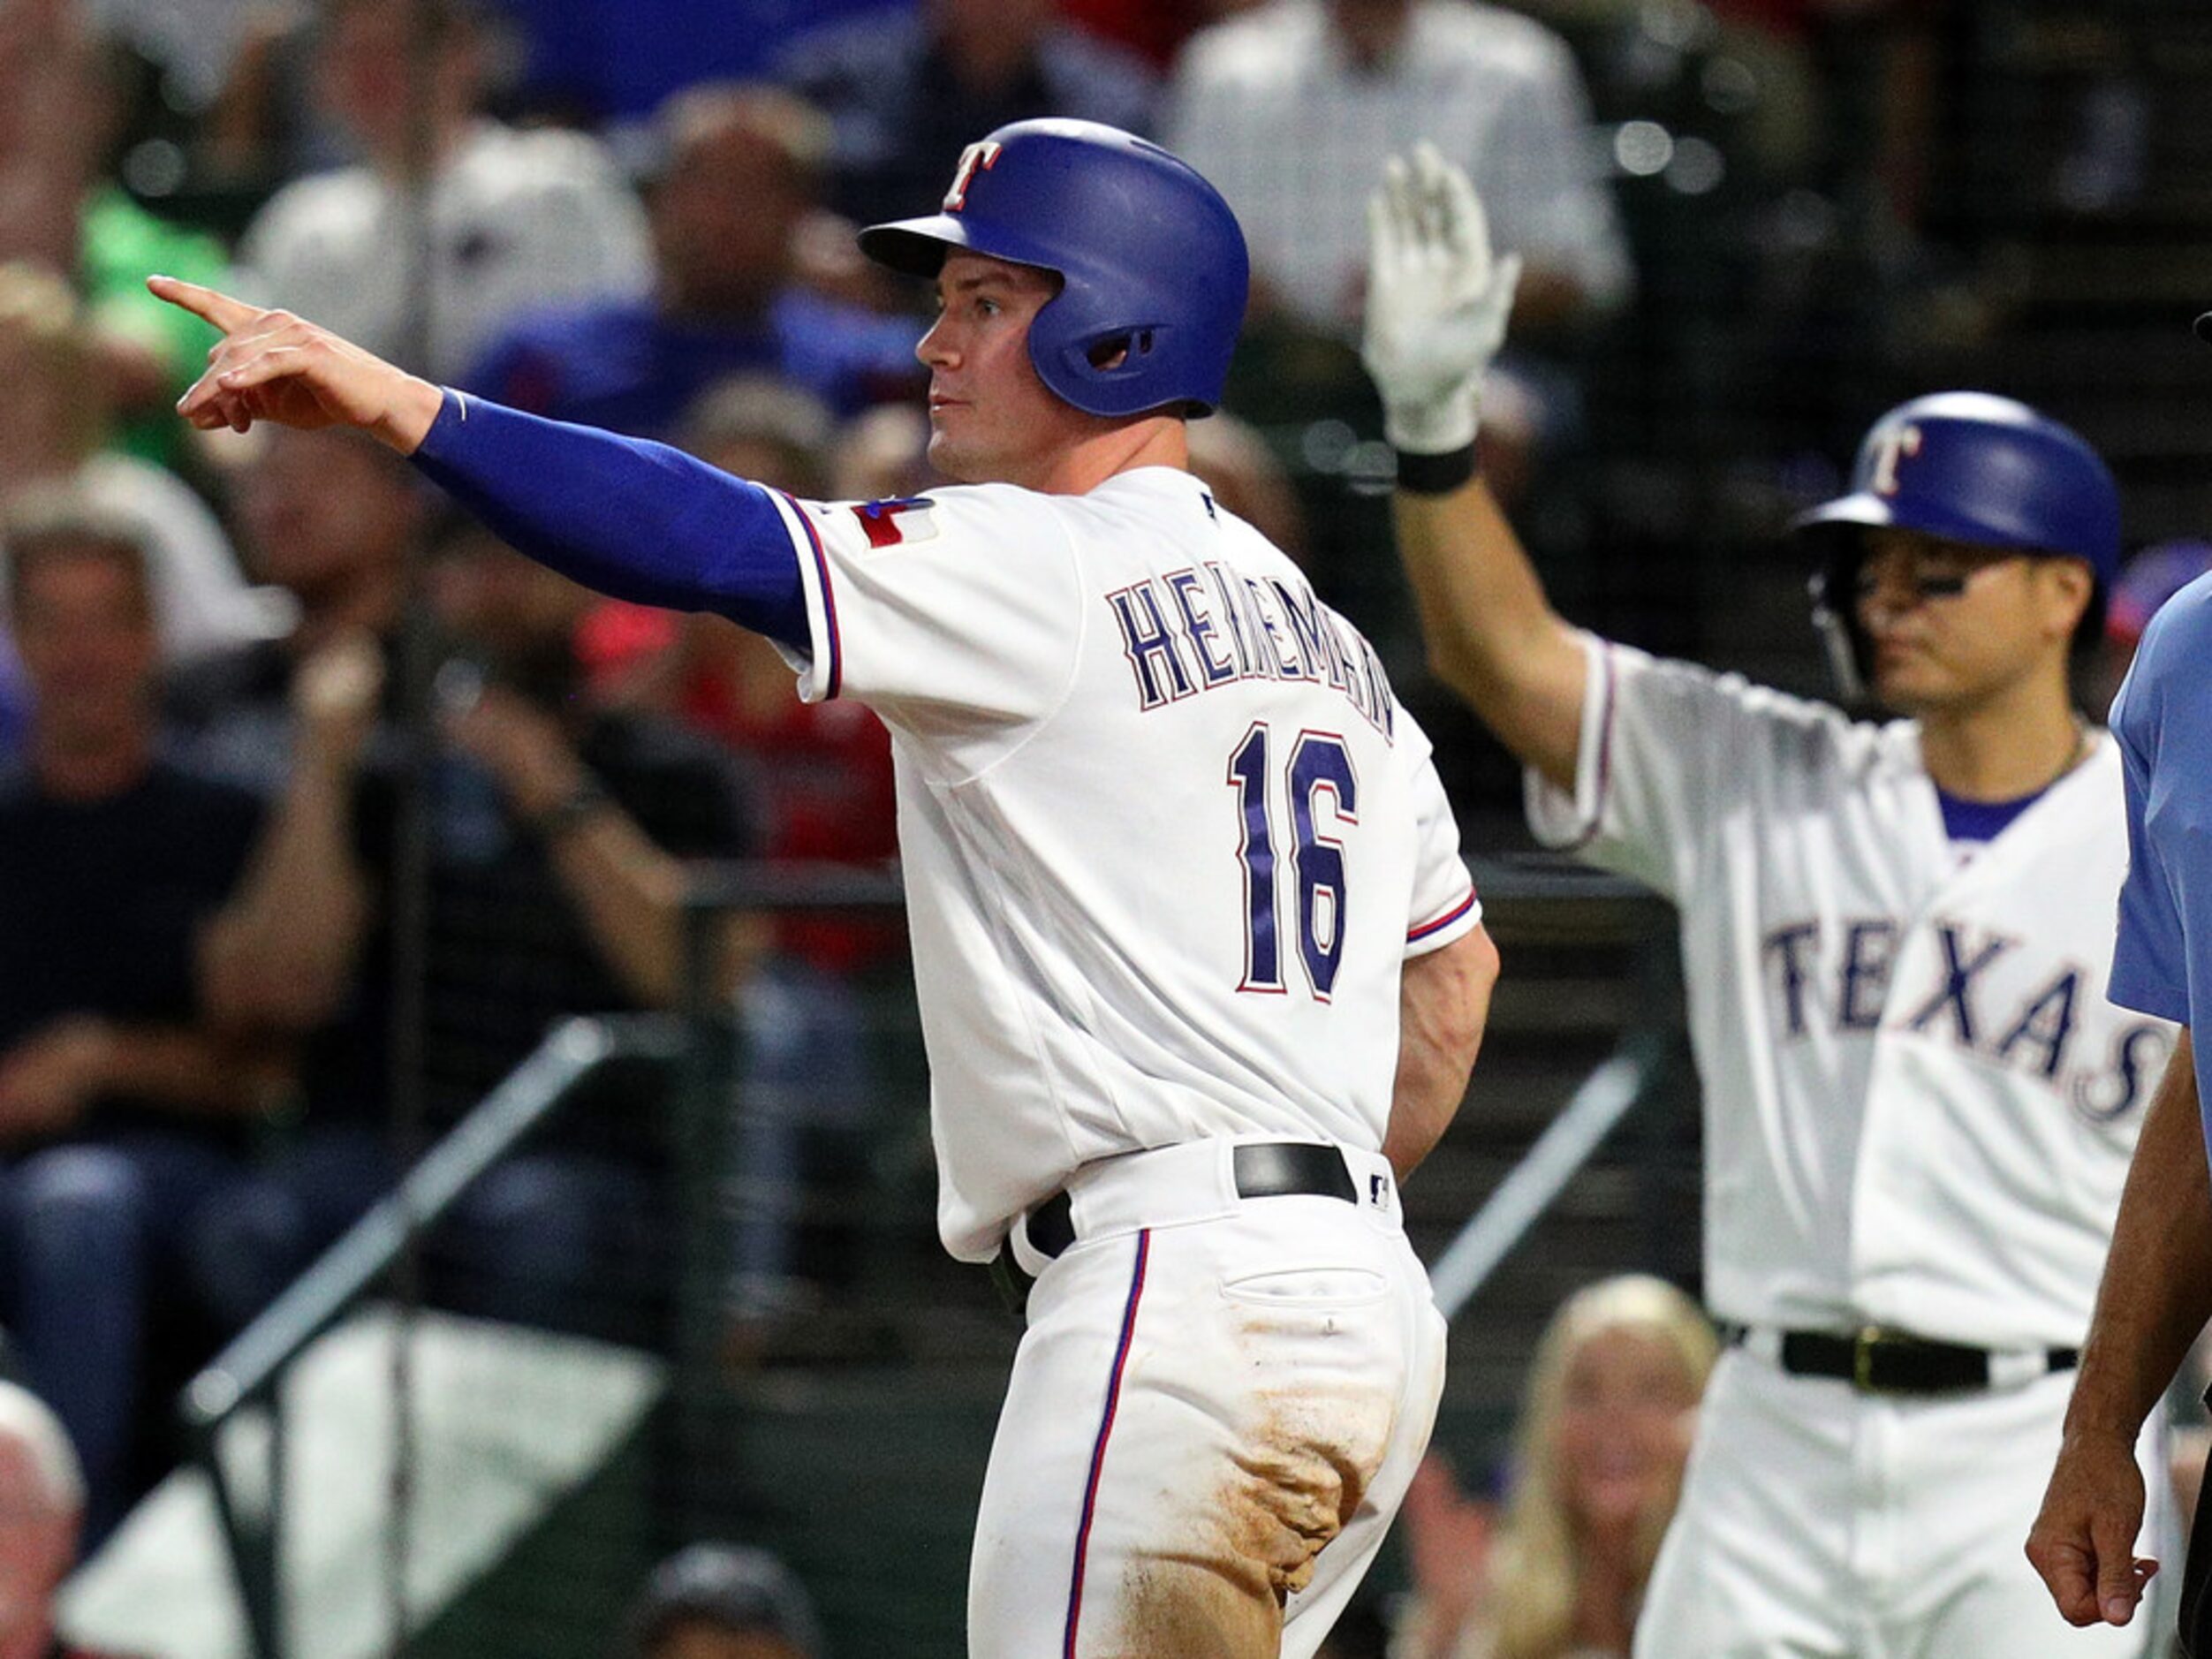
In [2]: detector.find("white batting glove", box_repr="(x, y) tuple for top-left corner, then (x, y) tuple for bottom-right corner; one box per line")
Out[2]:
(1361, 143), (1523, 455)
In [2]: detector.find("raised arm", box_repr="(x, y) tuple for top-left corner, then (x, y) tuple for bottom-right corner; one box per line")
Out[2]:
(1383, 923), (1500, 1183)
(199, 634), (379, 1033)
(443, 685), (762, 1011)
(1361, 149), (1589, 792)
(150, 277), (809, 645)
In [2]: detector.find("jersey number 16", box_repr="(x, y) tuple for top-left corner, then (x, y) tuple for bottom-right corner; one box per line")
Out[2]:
(1229, 723), (1357, 1002)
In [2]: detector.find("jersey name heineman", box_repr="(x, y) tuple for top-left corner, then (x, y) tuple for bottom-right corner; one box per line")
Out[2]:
(1104, 559), (1397, 740)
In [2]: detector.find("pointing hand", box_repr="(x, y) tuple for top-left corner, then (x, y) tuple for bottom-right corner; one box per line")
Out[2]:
(150, 276), (444, 453)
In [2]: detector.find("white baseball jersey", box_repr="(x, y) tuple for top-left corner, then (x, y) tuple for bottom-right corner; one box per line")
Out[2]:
(768, 466), (1481, 1260)
(1528, 635), (2175, 1349)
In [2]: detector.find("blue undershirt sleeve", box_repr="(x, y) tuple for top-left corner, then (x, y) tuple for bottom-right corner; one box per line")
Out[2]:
(409, 389), (810, 649)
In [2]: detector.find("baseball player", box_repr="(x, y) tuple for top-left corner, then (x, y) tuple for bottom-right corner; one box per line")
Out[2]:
(1360, 144), (2176, 1655)
(152, 119), (1500, 1659)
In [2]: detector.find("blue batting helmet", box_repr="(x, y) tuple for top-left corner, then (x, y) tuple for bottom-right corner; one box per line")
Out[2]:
(1792, 391), (2121, 583)
(1792, 391), (2122, 701)
(858, 119), (1250, 420)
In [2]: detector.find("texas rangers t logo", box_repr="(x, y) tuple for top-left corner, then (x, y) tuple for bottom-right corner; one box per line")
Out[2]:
(1869, 423), (1923, 496)
(944, 141), (1004, 212)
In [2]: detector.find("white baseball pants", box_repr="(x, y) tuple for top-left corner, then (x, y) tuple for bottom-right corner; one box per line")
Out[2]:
(1634, 1344), (2170, 1657)
(967, 1140), (1446, 1659)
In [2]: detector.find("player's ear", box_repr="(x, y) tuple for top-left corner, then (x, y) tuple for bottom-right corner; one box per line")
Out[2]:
(2039, 555), (2095, 636)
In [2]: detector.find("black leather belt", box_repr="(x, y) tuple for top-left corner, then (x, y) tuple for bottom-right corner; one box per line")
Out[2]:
(1723, 1322), (2079, 1396)
(1023, 1141), (1358, 1261)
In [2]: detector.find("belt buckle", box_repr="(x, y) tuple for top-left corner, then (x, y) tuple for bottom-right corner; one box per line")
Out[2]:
(1852, 1325), (1885, 1392)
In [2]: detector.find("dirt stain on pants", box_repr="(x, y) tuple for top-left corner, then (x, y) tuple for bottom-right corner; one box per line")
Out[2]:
(1098, 1393), (1387, 1658)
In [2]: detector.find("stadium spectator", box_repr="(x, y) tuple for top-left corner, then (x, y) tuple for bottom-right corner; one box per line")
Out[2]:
(677, 375), (839, 499)
(826, 402), (934, 507)
(0, 1378), (141, 1657)
(1055, 0), (1261, 70)
(1393, 1276), (1717, 1659)
(163, 425), (418, 791)
(233, 0), (653, 380)
(179, 426), (853, 1340)
(618, 1542), (824, 1659)
(1164, 0), (1632, 339)
(0, 1), (230, 466)
(78, 0), (265, 115)
(0, 263), (273, 668)
(174, 490), (406, 1329)
(0, 493), (276, 1542)
(190, 4), (350, 195)
(465, 83), (921, 438)
(566, 376), (889, 1323)
(774, 0), (1158, 229)
(492, 0), (898, 131)
(191, 500), (761, 1346)
(574, 376), (898, 977)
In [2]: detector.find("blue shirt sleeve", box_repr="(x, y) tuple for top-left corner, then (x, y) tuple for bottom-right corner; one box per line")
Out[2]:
(409, 390), (810, 649)
(2104, 574), (2212, 1028)
(2109, 700), (2191, 1022)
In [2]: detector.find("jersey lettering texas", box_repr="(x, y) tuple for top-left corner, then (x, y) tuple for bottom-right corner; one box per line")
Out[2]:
(1105, 561), (1395, 739)
(1761, 913), (2172, 1118)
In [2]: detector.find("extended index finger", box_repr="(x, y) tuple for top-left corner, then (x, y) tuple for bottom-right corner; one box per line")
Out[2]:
(146, 274), (261, 336)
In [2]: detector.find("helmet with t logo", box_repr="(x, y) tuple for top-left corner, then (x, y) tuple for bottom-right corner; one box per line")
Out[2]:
(858, 118), (1251, 420)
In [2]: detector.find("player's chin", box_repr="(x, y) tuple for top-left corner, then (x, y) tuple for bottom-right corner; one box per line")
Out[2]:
(1870, 652), (1948, 711)
(923, 428), (991, 485)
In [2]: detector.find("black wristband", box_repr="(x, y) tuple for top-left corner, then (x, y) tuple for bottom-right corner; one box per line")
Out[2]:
(1394, 444), (1479, 496)
(526, 776), (613, 840)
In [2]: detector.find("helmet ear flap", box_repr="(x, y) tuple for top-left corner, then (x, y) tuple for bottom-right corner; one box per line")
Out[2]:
(1803, 526), (1875, 706)
(1808, 572), (1870, 707)
(1063, 322), (1166, 383)
(1079, 329), (1154, 372)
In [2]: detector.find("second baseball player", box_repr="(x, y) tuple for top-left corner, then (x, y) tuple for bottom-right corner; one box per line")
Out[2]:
(1362, 144), (2176, 1655)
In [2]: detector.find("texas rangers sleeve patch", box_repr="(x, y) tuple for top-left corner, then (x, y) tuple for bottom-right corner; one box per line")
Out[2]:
(851, 496), (940, 549)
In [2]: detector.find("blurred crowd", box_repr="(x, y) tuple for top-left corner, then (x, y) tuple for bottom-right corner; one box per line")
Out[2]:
(0, 0), (2201, 1646)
